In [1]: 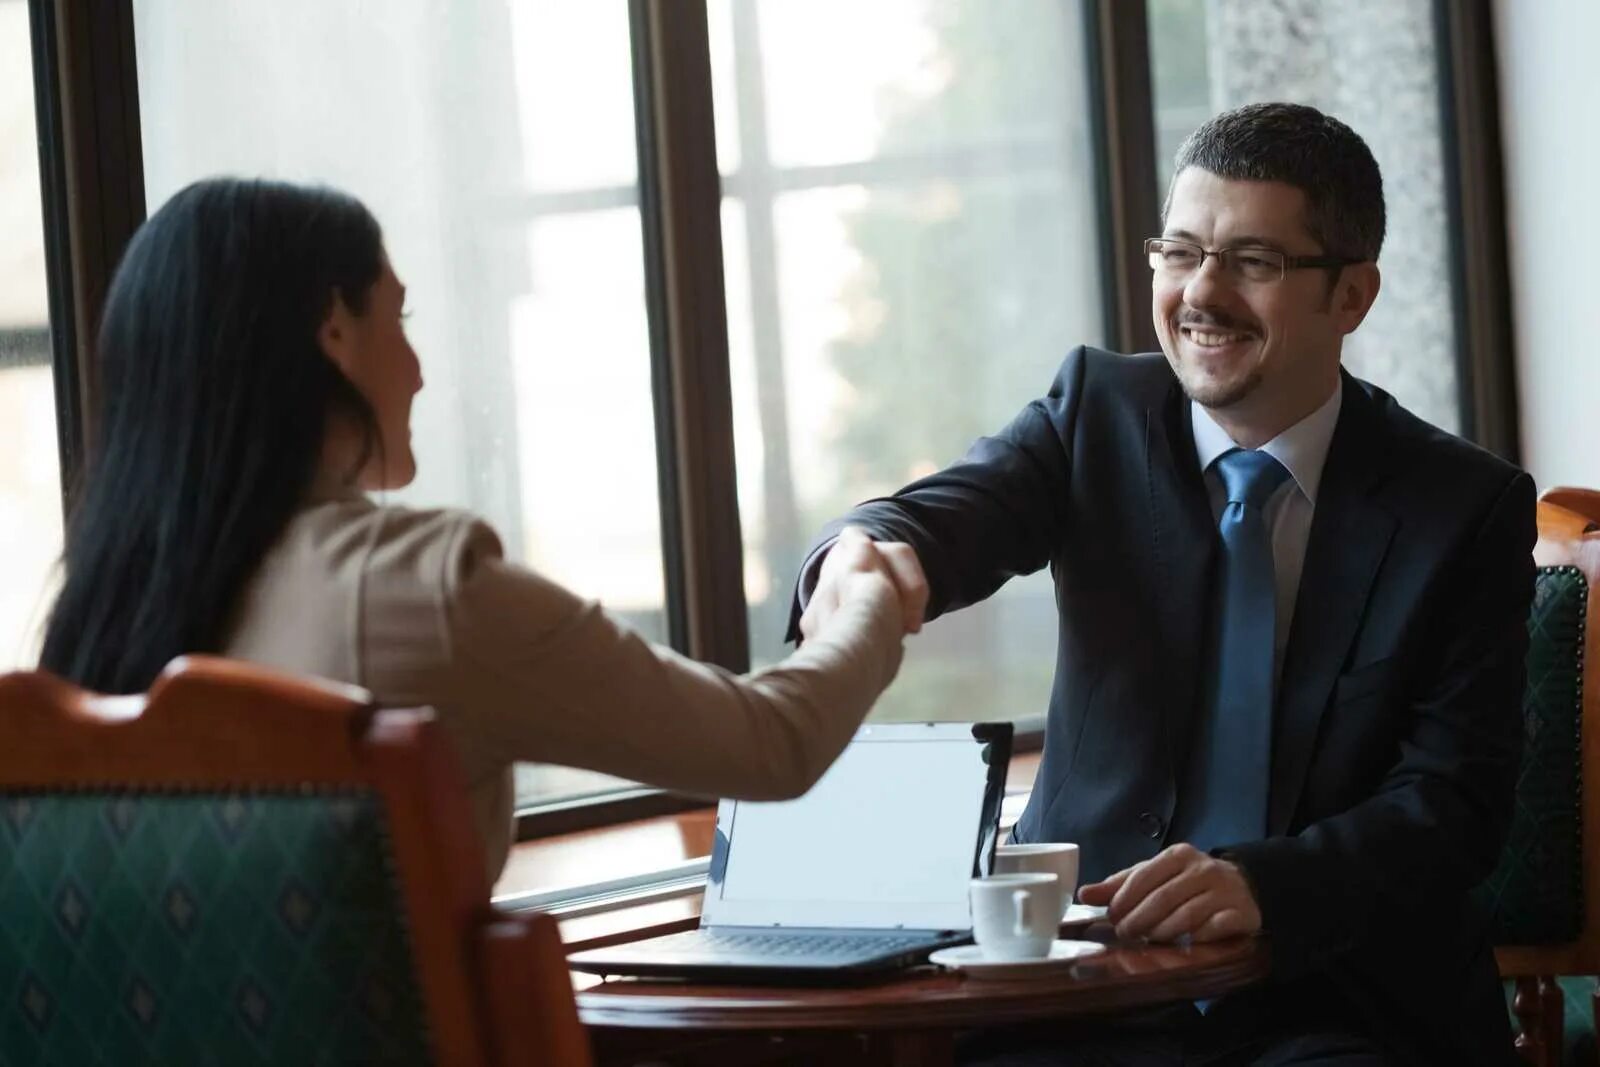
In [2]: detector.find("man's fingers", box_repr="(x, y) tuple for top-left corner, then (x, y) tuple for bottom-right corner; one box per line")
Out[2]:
(877, 543), (929, 633)
(1107, 845), (1196, 923)
(814, 527), (871, 587)
(1140, 888), (1222, 942)
(825, 530), (876, 576)
(1077, 865), (1132, 906)
(1114, 866), (1209, 939)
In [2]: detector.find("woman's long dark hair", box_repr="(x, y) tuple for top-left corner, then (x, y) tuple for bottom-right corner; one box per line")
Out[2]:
(39, 178), (385, 693)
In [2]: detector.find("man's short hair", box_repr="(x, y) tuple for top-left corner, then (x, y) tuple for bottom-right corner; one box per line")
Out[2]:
(1165, 102), (1385, 263)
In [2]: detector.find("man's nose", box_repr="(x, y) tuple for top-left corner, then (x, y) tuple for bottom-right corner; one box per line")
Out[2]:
(1181, 253), (1233, 307)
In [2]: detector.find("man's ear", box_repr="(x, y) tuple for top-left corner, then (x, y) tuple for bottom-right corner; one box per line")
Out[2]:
(1334, 262), (1381, 336)
(317, 292), (358, 378)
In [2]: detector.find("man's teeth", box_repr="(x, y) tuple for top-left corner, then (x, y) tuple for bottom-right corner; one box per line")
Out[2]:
(1185, 328), (1249, 346)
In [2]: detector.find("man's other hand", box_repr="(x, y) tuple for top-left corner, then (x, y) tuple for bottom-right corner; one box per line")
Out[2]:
(799, 526), (929, 641)
(1078, 843), (1262, 943)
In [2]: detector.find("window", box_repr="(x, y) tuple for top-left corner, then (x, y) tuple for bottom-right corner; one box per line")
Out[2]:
(0, 0), (63, 670)
(713, 0), (1102, 722)
(1148, 0), (1461, 433)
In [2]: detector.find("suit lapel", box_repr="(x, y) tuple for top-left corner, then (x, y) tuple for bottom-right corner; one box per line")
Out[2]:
(1268, 374), (1398, 835)
(1145, 384), (1219, 775)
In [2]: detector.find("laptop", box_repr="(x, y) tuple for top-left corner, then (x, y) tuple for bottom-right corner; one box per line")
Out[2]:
(567, 721), (1011, 982)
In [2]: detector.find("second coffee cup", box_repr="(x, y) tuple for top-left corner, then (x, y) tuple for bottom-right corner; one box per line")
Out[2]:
(993, 842), (1080, 917)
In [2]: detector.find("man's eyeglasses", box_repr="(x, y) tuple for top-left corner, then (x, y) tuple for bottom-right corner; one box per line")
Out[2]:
(1144, 237), (1360, 284)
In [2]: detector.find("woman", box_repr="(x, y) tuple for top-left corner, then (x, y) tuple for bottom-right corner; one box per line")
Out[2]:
(39, 178), (917, 880)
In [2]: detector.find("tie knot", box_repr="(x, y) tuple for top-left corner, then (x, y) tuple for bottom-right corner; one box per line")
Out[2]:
(1214, 449), (1290, 510)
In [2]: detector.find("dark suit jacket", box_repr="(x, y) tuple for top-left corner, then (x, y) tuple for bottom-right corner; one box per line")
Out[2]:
(792, 347), (1535, 1063)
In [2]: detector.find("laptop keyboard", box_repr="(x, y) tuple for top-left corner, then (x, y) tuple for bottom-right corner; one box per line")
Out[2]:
(634, 928), (934, 960)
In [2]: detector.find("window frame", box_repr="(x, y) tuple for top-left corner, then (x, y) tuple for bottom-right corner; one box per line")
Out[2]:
(1434, 0), (1522, 461)
(28, 0), (1520, 842)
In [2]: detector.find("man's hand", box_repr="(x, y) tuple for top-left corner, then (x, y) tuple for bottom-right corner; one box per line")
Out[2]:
(1077, 843), (1262, 943)
(799, 526), (929, 641)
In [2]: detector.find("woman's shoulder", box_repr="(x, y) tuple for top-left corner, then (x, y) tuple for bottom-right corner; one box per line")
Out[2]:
(285, 497), (506, 591)
(229, 497), (499, 684)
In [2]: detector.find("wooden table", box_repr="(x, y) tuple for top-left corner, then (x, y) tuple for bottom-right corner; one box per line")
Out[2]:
(575, 927), (1270, 1066)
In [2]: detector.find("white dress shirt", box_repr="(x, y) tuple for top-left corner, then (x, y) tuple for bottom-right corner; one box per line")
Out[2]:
(1191, 384), (1344, 669)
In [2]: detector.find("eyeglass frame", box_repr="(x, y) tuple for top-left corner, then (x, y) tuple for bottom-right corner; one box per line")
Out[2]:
(1143, 236), (1362, 283)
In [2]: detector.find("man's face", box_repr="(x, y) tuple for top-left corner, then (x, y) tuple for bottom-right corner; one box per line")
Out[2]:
(1153, 168), (1367, 426)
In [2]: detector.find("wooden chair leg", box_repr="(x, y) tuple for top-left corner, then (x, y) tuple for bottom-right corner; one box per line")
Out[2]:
(1540, 975), (1566, 1067)
(1512, 975), (1538, 1064)
(1513, 975), (1564, 1067)
(1593, 979), (1600, 1067)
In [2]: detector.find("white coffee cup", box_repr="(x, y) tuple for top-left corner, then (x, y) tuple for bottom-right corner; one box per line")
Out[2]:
(994, 842), (1080, 916)
(969, 873), (1063, 961)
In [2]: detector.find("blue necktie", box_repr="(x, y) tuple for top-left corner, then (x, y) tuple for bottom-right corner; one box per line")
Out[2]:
(1182, 448), (1291, 852)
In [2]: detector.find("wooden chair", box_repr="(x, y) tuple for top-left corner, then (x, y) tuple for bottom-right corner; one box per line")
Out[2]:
(1484, 488), (1600, 1066)
(0, 655), (593, 1066)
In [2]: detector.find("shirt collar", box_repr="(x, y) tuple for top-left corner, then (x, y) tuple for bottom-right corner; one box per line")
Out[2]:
(1191, 382), (1343, 505)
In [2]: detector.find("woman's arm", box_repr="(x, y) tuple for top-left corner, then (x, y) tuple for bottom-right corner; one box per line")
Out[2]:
(427, 519), (906, 801)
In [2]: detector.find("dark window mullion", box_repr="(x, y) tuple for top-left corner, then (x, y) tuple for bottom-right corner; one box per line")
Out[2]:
(628, 0), (749, 671)
(1085, 0), (1161, 355)
(29, 0), (86, 510)
(1434, 0), (1520, 461)
(28, 0), (146, 510)
(629, 0), (689, 656)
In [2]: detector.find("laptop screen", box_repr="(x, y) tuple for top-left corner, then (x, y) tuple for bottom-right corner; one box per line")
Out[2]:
(700, 722), (1010, 932)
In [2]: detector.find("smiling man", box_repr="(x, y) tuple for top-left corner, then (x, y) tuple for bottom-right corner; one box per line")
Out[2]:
(791, 103), (1534, 1064)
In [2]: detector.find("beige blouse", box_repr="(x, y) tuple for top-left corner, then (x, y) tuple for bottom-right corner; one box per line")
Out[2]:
(222, 492), (904, 881)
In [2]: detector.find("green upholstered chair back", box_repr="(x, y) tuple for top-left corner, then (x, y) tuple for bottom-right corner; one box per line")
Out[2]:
(1480, 565), (1588, 945)
(0, 790), (432, 1065)
(1492, 491), (1600, 1067)
(0, 656), (568, 1067)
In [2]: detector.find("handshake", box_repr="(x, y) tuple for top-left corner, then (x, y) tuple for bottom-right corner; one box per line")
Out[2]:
(798, 526), (931, 641)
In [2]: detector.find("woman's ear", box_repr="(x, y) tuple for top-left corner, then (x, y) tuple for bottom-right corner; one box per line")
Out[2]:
(317, 292), (359, 378)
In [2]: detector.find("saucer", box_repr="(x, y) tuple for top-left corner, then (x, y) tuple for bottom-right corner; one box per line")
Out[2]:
(1060, 903), (1109, 928)
(928, 939), (1107, 980)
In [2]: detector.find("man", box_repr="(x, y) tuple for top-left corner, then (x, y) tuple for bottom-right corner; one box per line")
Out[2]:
(791, 103), (1533, 1064)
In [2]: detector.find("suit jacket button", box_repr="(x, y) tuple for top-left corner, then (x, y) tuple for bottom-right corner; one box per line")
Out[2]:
(1138, 812), (1164, 839)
